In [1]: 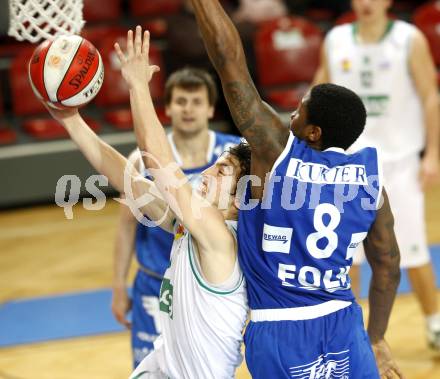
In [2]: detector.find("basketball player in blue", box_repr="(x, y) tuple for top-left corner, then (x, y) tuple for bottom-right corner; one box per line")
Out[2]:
(190, 0), (403, 377)
(111, 67), (241, 367)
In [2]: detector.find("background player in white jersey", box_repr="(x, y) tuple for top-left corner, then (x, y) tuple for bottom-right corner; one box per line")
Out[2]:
(114, 27), (249, 378)
(41, 27), (249, 378)
(189, 0), (403, 377)
(313, 0), (440, 349)
(111, 67), (240, 367)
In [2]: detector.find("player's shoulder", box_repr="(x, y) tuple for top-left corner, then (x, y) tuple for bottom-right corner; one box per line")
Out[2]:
(389, 20), (419, 45)
(394, 20), (429, 52)
(349, 145), (380, 167)
(326, 23), (354, 42)
(391, 19), (417, 34)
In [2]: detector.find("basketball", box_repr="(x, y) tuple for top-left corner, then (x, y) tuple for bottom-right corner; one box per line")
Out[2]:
(28, 35), (104, 109)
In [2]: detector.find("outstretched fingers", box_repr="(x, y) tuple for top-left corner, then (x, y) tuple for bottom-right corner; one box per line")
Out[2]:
(126, 29), (134, 58)
(134, 25), (143, 56)
(114, 42), (126, 64)
(141, 29), (150, 57)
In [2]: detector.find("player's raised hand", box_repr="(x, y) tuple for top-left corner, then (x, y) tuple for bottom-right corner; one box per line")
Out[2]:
(372, 339), (405, 379)
(41, 101), (79, 124)
(114, 25), (160, 89)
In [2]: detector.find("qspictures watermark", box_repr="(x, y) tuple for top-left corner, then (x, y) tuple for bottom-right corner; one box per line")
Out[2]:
(55, 174), (108, 219)
(54, 151), (382, 225)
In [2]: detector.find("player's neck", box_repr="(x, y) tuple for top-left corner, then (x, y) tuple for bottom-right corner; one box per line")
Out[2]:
(357, 16), (390, 43)
(171, 127), (210, 168)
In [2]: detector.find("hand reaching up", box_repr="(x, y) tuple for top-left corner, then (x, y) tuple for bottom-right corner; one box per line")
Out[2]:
(114, 26), (160, 90)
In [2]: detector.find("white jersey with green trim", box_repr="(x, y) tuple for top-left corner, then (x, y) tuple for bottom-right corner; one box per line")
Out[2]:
(154, 220), (247, 379)
(326, 20), (425, 161)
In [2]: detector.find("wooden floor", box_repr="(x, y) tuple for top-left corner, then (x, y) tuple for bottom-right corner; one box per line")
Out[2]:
(0, 184), (439, 379)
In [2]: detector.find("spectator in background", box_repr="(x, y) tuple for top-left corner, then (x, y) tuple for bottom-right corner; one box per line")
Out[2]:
(165, 0), (288, 126)
(313, 0), (440, 350)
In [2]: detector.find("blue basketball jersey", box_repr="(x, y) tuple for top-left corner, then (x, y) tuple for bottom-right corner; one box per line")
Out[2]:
(135, 131), (241, 275)
(238, 132), (382, 309)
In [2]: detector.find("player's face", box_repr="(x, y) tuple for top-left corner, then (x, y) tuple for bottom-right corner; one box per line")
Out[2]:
(289, 94), (309, 138)
(351, 0), (391, 23)
(198, 154), (241, 211)
(166, 86), (215, 134)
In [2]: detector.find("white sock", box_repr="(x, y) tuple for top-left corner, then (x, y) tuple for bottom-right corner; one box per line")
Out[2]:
(426, 313), (440, 331)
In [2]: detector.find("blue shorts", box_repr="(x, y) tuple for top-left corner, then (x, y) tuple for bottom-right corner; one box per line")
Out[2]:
(132, 270), (162, 368)
(244, 303), (379, 379)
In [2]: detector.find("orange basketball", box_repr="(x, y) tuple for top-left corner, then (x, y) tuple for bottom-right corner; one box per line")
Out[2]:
(28, 35), (104, 109)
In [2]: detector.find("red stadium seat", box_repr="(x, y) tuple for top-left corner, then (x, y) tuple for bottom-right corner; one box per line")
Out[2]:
(255, 17), (323, 87)
(10, 48), (47, 115)
(104, 106), (170, 131)
(80, 25), (127, 49)
(0, 124), (18, 145)
(22, 118), (69, 139)
(104, 109), (133, 130)
(130, 0), (182, 18)
(22, 117), (101, 140)
(83, 0), (122, 22)
(254, 17), (322, 110)
(413, 1), (440, 65)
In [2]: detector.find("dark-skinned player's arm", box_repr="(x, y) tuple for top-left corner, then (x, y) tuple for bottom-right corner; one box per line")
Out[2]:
(189, 0), (289, 177)
(363, 189), (404, 379)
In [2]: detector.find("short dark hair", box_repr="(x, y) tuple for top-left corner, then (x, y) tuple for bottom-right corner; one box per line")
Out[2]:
(307, 83), (367, 150)
(164, 67), (218, 106)
(228, 142), (251, 178)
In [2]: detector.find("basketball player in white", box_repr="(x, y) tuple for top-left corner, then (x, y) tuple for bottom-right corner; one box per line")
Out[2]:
(111, 67), (240, 368)
(313, 0), (440, 349)
(43, 26), (249, 379)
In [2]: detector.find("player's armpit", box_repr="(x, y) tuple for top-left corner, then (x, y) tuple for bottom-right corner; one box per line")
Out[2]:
(363, 188), (401, 344)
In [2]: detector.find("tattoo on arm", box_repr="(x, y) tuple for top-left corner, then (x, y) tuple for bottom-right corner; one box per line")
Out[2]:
(224, 81), (288, 164)
(225, 82), (256, 133)
(364, 189), (401, 343)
